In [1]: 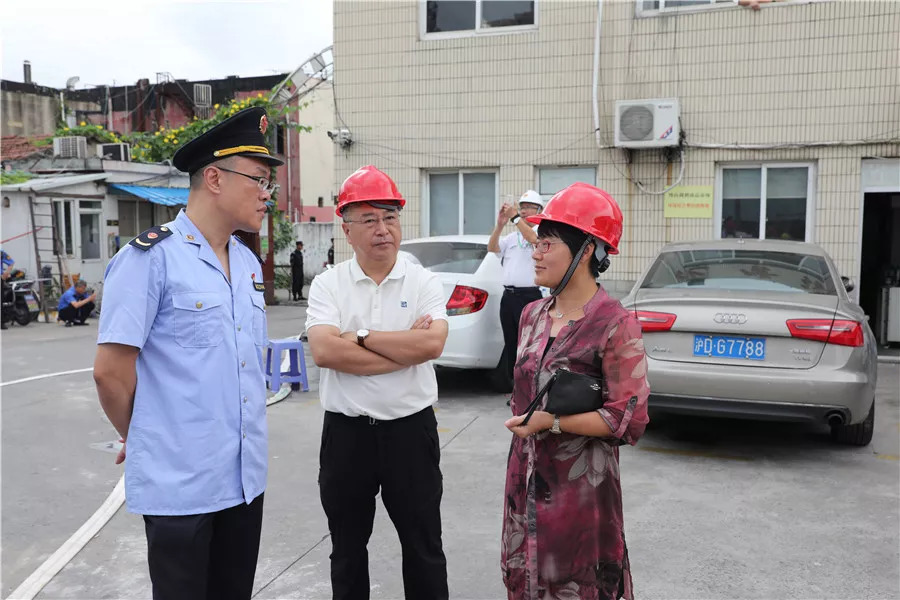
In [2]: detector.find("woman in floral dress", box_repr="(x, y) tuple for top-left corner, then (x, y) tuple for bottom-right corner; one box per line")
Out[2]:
(502, 183), (650, 600)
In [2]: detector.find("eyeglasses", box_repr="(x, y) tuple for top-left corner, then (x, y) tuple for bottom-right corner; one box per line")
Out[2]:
(534, 240), (567, 254)
(215, 166), (279, 194)
(344, 214), (401, 229)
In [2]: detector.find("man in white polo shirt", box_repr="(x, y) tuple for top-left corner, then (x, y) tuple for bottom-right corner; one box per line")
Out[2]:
(488, 189), (545, 388)
(305, 165), (450, 600)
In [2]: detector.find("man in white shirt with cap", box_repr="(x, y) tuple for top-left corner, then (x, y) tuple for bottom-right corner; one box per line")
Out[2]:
(488, 189), (545, 388)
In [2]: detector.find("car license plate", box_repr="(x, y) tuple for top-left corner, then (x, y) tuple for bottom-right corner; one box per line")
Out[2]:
(693, 335), (766, 360)
(24, 294), (39, 312)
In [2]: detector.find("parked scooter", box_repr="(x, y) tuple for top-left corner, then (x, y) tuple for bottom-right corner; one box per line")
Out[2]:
(1, 277), (41, 327)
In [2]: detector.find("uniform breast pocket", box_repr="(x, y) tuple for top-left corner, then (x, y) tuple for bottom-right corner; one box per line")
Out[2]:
(250, 293), (267, 347)
(172, 292), (227, 348)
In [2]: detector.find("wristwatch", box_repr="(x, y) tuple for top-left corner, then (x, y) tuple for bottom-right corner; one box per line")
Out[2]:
(510, 215), (521, 224)
(550, 415), (562, 434)
(356, 329), (370, 348)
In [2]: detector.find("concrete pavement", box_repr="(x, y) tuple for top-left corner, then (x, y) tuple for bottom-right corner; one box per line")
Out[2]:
(2, 304), (898, 599)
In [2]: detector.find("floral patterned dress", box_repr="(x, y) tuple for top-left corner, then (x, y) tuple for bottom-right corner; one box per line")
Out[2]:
(501, 286), (650, 600)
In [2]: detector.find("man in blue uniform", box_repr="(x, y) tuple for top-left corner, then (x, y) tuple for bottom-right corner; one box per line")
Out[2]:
(93, 107), (282, 600)
(57, 280), (96, 326)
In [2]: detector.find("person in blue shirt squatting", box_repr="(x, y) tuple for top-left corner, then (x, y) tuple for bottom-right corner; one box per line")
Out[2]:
(57, 280), (97, 326)
(92, 107), (282, 600)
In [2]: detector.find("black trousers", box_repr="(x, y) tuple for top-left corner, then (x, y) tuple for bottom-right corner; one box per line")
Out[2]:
(58, 301), (94, 323)
(499, 287), (542, 378)
(143, 494), (264, 600)
(319, 407), (448, 600)
(292, 270), (304, 299)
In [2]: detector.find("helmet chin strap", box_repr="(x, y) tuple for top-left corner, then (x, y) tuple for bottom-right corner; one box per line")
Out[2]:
(550, 236), (610, 297)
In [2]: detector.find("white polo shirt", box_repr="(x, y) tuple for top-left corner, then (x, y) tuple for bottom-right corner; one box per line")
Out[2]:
(305, 255), (448, 420)
(498, 228), (539, 288)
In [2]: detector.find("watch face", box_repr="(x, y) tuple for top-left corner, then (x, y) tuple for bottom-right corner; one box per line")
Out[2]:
(357, 329), (370, 337)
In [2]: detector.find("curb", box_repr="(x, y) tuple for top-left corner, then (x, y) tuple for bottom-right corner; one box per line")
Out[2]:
(877, 355), (900, 364)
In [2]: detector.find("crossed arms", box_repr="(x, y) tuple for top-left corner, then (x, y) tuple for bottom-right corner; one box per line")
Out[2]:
(308, 315), (449, 376)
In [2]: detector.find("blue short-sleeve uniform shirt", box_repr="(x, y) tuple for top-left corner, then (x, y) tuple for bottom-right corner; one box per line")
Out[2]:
(98, 209), (268, 516)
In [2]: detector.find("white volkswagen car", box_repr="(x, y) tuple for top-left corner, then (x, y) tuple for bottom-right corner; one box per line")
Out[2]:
(400, 235), (513, 390)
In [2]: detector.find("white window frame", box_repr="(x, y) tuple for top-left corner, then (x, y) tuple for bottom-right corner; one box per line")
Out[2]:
(714, 162), (817, 242)
(535, 166), (598, 203)
(422, 169), (499, 236)
(52, 199), (76, 258)
(77, 199), (104, 262)
(636, 0), (829, 18)
(419, 0), (539, 41)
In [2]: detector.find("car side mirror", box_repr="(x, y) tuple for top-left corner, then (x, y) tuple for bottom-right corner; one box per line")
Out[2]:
(841, 276), (855, 293)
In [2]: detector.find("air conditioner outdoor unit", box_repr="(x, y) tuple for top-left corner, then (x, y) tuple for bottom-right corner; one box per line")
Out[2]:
(614, 98), (680, 149)
(97, 143), (132, 161)
(52, 136), (88, 158)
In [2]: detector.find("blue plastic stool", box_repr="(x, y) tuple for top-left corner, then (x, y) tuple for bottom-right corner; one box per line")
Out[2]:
(265, 337), (310, 392)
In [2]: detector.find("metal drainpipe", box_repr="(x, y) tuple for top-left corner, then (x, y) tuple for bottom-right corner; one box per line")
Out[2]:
(285, 113), (293, 223)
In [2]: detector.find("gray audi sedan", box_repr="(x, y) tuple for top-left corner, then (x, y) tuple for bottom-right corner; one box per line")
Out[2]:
(621, 239), (878, 446)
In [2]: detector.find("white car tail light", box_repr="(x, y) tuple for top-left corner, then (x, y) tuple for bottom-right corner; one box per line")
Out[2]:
(446, 285), (488, 316)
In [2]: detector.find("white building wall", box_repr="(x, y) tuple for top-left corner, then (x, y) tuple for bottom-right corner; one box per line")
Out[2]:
(333, 0), (900, 290)
(298, 83), (337, 219)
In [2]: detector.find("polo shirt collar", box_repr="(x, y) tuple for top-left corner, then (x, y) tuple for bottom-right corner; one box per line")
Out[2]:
(350, 254), (408, 283)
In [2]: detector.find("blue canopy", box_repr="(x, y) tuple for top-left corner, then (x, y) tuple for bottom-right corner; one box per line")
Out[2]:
(109, 184), (189, 206)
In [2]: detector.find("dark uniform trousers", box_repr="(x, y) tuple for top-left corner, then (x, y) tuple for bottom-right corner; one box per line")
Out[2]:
(319, 406), (448, 600)
(143, 493), (264, 600)
(58, 301), (95, 324)
(499, 286), (543, 378)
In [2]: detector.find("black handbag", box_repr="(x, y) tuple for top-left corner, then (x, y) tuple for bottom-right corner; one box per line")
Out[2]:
(520, 368), (605, 426)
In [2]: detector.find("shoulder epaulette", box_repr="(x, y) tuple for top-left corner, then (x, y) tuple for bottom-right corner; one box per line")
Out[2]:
(234, 236), (264, 266)
(129, 225), (174, 251)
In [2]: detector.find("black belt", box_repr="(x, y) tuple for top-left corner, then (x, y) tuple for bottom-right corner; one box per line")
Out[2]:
(503, 286), (540, 293)
(326, 406), (432, 426)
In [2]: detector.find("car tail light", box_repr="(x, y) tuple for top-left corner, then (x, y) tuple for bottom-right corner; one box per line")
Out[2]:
(635, 310), (677, 332)
(786, 319), (864, 347)
(446, 285), (489, 316)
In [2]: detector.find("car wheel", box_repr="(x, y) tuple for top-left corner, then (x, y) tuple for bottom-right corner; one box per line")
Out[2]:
(830, 401), (874, 446)
(487, 349), (513, 394)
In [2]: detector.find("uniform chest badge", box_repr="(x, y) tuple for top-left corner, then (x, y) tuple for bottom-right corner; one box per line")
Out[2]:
(251, 273), (265, 292)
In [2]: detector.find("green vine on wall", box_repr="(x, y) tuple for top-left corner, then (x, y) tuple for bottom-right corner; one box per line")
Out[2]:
(53, 92), (310, 208)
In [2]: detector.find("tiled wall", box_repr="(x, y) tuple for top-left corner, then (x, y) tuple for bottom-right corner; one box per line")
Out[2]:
(333, 0), (900, 285)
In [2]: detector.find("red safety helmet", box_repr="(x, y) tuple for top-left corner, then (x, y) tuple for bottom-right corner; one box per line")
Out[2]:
(335, 165), (406, 216)
(526, 182), (623, 254)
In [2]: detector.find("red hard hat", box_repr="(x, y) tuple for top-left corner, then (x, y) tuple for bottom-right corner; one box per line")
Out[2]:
(335, 165), (406, 216)
(526, 182), (623, 254)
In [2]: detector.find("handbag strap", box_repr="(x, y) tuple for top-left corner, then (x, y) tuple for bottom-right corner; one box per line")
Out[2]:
(519, 371), (558, 426)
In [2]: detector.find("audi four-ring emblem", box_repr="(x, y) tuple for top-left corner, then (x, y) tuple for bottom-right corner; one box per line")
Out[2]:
(714, 313), (747, 324)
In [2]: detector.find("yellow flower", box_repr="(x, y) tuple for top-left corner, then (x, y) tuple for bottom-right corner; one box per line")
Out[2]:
(193, 116), (198, 120)
(63, 127), (70, 131)
(257, 92), (263, 98)
(80, 121), (86, 126)
(179, 127), (185, 132)
(97, 124), (103, 129)
(155, 132), (160, 137)
(213, 104), (219, 109)
(159, 126), (165, 132)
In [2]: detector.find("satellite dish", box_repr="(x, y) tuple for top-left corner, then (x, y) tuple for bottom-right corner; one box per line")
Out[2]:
(65, 76), (80, 91)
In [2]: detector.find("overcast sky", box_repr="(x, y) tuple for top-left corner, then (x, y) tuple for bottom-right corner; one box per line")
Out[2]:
(1, 0), (333, 89)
